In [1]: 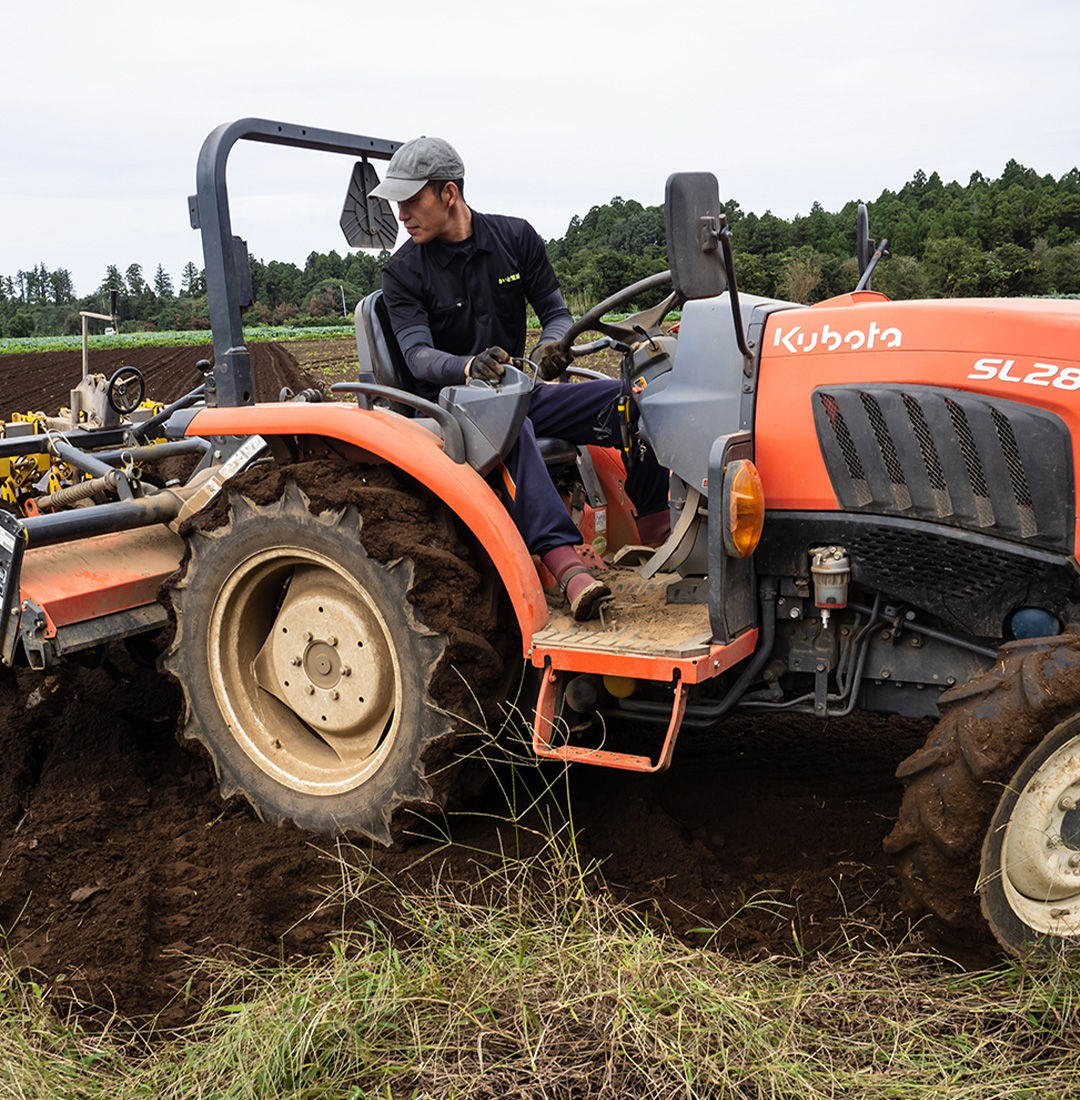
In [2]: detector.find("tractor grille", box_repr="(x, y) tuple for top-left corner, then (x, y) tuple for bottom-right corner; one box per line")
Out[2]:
(813, 385), (1074, 551)
(840, 525), (1057, 635)
(756, 512), (1077, 638)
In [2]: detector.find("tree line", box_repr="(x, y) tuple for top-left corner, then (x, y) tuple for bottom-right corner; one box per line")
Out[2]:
(4, 158), (1080, 338)
(0, 250), (389, 339)
(548, 159), (1080, 310)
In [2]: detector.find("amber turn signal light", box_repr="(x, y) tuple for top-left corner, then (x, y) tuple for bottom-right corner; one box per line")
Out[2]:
(722, 459), (765, 558)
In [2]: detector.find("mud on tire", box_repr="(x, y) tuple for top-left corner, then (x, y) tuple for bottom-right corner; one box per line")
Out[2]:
(884, 629), (1080, 954)
(162, 461), (512, 842)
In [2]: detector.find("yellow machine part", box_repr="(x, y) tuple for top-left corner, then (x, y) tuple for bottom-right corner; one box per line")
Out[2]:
(0, 402), (168, 515)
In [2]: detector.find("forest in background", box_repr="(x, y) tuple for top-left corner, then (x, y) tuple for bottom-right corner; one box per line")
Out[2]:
(3, 158), (1080, 338)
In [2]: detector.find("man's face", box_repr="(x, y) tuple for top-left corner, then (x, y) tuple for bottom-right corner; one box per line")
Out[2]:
(396, 184), (453, 244)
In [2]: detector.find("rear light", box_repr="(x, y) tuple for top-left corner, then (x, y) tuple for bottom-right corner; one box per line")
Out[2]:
(722, 459), (765, 558)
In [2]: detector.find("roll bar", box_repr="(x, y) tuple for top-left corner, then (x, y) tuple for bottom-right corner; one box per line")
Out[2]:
(189, 118), (402, 407)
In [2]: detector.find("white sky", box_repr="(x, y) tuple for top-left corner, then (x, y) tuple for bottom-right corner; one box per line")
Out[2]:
(3, 0), (1078, 299)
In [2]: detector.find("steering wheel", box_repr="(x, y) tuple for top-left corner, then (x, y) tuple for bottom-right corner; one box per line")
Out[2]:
(106, 366), (146, 415)
(554, 270), (680, 356)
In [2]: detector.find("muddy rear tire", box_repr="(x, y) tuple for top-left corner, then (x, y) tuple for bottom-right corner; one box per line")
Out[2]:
(884, 630), (1080, 954)
(163, 481), (455, 842)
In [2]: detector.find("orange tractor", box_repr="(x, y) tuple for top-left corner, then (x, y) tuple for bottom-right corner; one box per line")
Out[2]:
(3, 118), (1080, 956)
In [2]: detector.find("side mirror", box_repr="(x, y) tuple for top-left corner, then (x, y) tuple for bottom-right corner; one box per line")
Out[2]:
(856, 203), (873, 275)
(340, 160), (398, 250)
(664, 172), (728, 301)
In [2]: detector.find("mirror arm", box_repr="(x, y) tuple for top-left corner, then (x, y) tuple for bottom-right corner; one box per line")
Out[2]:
(718, 221), (753, 371)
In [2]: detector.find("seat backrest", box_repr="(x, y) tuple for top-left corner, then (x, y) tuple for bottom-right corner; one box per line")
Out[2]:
(355, 290), (417, 415)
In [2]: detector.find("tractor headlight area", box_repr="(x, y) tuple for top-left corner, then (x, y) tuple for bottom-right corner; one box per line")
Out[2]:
(721, 458), (765, 559)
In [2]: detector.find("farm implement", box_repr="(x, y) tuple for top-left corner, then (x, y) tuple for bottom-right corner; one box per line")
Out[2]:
(4, 118), (1080, 957)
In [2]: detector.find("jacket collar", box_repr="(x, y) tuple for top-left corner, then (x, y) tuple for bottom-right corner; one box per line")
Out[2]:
(427, 209), (491, 267)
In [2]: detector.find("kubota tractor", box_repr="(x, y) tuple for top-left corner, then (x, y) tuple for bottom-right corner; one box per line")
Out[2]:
(3, 118), (1080, 957)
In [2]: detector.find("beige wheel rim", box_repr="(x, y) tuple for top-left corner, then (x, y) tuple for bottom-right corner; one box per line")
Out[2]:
(208, 546), (401, 796)
(999, 735), (1080, 938)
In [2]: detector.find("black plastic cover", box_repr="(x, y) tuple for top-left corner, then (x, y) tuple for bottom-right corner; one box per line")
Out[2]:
(813, 385), (1074, 552)
(664, 172), (728, 302)
(340, 161), (398, 251)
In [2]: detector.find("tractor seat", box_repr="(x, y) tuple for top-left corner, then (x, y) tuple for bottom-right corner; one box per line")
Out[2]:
(355, 291), (421, 417)
(354, 291), (578, 468)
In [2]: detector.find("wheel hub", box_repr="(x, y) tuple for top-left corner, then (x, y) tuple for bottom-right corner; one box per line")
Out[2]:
(252, 564), (394, 742)
(305, 641), (341, 688)
(1062, 804), (1080, 850)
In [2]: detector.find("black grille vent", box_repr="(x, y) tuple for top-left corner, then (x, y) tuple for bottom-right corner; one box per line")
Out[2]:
(819, 392), (871, 505)
(945, 398), (994, 526)
(860, 391), (912, 511)
(813, 386), (1074, 551)
(849, 526), (1028, 601)
(901, 394), (952, 514)
(990, 407), (1037, 538)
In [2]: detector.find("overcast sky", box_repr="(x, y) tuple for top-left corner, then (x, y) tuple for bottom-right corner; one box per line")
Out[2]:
(3, 0), (1078, 299)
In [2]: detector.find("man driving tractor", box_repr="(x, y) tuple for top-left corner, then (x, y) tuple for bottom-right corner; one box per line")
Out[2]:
(372, 136), (670, 621)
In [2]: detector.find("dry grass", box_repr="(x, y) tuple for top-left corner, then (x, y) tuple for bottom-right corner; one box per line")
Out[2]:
(1, 742), (1078, 1098)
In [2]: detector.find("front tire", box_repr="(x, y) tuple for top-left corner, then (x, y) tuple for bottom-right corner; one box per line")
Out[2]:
(163, 481), (454, 842)
(884, 630), (1080, 954)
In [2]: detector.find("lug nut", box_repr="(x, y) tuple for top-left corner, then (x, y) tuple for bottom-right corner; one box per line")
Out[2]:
(1059, 796), (1077, 812)
(306, 685), (315, 695)
(304, 631), (313, 642)
(291, 656), (302, 666)
(327, 635), (338, 647)
(341, 665), (352, 677)
(329, 690), (339, 700)
(1068, 853), (1080, 869)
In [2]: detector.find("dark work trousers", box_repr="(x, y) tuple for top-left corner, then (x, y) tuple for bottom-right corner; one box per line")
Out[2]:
(502, 377), (668, 556)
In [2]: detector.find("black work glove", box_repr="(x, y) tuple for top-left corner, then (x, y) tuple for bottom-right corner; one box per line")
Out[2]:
(469, 346), (509, 382)
(535, 341), (573, 381)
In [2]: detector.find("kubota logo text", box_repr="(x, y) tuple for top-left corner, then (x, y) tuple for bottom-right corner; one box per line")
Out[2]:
(771, 321), (902, 354)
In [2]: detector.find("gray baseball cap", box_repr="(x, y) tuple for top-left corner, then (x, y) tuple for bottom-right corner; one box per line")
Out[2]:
(369, 136), (465, 202)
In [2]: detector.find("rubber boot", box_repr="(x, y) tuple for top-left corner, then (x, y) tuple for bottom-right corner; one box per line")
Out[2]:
(541, 545), (611, 622)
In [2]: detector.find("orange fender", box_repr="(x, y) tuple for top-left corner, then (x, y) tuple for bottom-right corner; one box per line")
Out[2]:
(185, 403), (548, 648)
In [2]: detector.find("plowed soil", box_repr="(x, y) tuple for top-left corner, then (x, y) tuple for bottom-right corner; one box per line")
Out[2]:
(0, 342), (947, 1031)
(1, 341), (313, 413)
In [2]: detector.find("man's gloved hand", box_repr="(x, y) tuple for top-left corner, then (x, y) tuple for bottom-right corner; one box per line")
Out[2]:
(535, 341), (573, 381)
(469, 346), (509, 382)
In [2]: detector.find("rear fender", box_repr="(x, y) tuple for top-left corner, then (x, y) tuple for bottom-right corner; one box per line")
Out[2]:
(185, 404), (548, 647)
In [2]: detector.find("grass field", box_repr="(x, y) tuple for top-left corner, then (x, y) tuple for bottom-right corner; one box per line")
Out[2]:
(2, 759), (1079, 1100)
